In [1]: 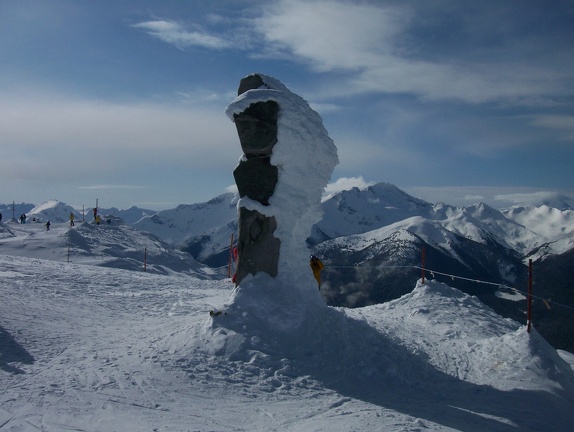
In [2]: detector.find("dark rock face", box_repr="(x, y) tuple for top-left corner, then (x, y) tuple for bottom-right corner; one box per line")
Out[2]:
(233, 157), (278, 206)
(237, 74), (266, 96)
(234, 208), (281, 283)
(232, 74), (281, 284)
(233, 101), (278, 157)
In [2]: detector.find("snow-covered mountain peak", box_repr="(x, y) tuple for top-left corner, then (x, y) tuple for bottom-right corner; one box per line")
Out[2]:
(530, 192), (574, 210)
(32, 199), (60, 211)
(462, 202), (504, 220)
(432, 201), (460, 218)
(502, 205), (574, 245)
(308, 183), (574, 257)
(28, 199), (78, 223)
(133, 192), (238, 246)
(316, 182), (435, 240)
(429, 199), (546, 254)
(400, 216), (460, 251)
(367, 182), (430, 206)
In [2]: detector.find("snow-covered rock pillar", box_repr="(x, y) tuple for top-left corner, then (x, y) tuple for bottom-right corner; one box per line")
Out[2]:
(225, 74), (338, 323)
(231, 75), (281, 285)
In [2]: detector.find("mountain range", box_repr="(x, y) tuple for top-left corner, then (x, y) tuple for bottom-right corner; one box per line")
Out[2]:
(2, 182), (574, 351)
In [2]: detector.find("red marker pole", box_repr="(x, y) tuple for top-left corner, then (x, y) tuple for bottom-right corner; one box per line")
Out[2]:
(526, 259), (532, 333)
(421, 246), (426, 284)
(228, 233), (234, 278)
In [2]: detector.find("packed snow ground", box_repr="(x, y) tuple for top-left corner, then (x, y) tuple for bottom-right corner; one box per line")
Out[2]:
(2, 223), (574, 430)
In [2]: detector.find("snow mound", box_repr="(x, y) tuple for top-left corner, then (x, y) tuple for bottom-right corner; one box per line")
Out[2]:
(160, 278), (574, 431)
(375, 281), (574, 393)
(66, 222), (214, 276)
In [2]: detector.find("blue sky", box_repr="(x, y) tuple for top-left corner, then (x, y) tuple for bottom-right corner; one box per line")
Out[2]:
(1, 0), (573, 210)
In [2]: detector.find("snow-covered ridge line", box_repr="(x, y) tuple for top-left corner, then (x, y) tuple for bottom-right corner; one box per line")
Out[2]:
(0, 217), (219, 278)
(7, 182), (574, 260)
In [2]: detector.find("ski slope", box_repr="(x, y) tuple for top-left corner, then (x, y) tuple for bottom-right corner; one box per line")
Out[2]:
(2, 250), (574, 431)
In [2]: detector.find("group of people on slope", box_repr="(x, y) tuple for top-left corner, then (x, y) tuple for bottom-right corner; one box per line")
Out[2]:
(5, 211), (103, 231)
(45, 212), (103, 230)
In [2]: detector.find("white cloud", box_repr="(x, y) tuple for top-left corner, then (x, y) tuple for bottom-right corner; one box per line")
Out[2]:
(78, 185), (146, 190)
(531, 115), (574, 141)
(323, 176), (374, 200)
(129, 3), (572, 105)
(255, 0), (403, 72)
(133, 19), (232, 50)
(225, 184), (239, 195)
(0, 94), (238, 182)
(251, 0), (570, 104)
(494, 191), (574, 208)
(463, 194), (486, 202)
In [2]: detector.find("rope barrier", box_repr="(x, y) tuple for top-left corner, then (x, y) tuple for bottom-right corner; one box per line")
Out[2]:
(323, 262), (574, 313)
(221, 231), (573, 312)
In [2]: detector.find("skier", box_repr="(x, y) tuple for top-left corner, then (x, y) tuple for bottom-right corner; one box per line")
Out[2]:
(44, 220), (51, 231)
(70, 212), (75, 227)
(310, 255), (325, 290)
(95, 215), (101, 225)
(0, 212), (2, 223)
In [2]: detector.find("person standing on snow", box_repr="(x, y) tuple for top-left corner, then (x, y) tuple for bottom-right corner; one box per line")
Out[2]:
(69, 212), (75, 227)
(44, 220), (51, 231)
(310, 255), (325, 290)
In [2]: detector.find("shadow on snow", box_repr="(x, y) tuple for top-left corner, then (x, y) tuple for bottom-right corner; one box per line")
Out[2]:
(0, 324), (35, 374)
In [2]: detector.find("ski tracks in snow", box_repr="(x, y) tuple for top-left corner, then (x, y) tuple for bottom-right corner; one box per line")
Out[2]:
(0, 255), (230, 430)
(2, 257), (574, 431)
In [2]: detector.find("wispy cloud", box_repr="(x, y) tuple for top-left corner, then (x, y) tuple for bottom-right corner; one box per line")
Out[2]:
(0, 93), (238, 181)
(130, 2), (573, 105)
(405, 186), (574, 209)
(494, 191), (574, 208)
(132, 19), (232, 50)
(531, 115), (574, 141)
(78, 185), (146, 190)
(250, 0), (573, 104)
